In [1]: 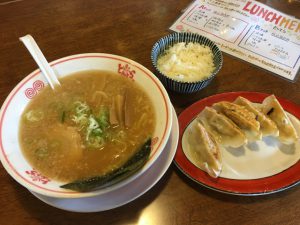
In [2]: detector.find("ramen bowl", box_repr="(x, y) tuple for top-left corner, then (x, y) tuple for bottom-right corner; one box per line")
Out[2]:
(151, 32), (223, 93)
(0, 53), (173, 198)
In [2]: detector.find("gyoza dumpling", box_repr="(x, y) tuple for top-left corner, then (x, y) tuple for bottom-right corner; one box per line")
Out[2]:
(197, 107), (247, 147)
(187, 121), (222, 178)
(213, 101), (262, 141)
(234, 96), (279, 137)
(262, 95), (298, 144)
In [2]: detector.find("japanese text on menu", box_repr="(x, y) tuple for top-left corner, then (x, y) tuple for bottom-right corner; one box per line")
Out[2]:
(170, 0), (300, 81)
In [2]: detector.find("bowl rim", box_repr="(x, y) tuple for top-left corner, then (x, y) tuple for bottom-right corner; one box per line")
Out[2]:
(151, 32), (223, 84)
(0, 53), (173, 198)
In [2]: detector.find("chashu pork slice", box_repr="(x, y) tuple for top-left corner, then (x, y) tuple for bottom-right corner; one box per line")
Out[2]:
(262, 95), (298, 144)
(234, 96), (279, 137)
(187, 121), (222, 178)
(213, 101), (262, 142)
(197, 107), (247, 148)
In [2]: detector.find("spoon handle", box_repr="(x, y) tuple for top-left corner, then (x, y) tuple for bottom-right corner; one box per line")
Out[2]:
(19, 35), (60, 89)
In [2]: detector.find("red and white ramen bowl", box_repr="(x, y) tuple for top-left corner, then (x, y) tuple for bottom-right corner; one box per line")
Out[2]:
(0, 53), (173, 198)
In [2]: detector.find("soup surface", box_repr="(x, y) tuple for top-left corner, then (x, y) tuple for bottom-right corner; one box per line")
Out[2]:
(19, 70), (155, 182)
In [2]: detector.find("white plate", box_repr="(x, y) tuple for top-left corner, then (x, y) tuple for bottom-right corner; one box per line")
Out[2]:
(29, 107), (179, 212)
(176, 92), (300, 195)
(182, 113), (300, 180)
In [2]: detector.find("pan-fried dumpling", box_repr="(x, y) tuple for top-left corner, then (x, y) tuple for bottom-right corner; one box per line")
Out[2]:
(262, 95), (298, 144)
(234, 96), (279, 137)
(213, 101), (262, 141)
(197, 107), (247, 147)
(187, 121), (222, 178)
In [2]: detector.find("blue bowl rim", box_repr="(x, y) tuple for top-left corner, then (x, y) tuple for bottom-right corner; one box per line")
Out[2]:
(151, 32), (223, 85)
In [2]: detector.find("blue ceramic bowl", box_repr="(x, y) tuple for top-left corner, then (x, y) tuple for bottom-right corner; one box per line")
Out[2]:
(151, 32), (223, 94)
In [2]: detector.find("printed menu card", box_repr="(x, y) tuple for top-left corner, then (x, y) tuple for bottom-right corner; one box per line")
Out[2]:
(170, 0), (300, 81)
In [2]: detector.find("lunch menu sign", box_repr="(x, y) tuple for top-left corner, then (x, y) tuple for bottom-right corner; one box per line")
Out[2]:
(170, 0), (300, 81)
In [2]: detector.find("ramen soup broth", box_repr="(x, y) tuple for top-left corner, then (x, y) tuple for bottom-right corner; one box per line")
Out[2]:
(19, 70), (155, 182)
